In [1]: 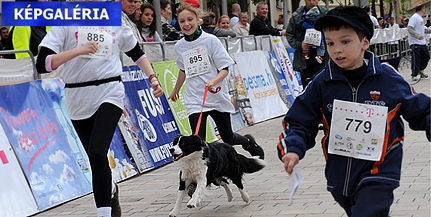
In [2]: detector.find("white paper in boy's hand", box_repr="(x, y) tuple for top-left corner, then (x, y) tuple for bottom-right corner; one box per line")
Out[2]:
(288, 166), (304, 205)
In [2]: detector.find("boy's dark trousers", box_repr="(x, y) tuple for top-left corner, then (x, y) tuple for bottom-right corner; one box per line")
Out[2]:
(331, 183), (397, 217)
(410, 44), (431, 76)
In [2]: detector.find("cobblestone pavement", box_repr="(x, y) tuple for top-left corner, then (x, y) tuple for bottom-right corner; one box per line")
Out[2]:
(33, 65), (430, 217)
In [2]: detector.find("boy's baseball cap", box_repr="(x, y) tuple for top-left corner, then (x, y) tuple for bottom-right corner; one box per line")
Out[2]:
(314, 6), (374, 40)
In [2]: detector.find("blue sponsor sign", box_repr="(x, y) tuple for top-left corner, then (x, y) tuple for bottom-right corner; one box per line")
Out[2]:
(2, 2), (122, 26)
(120, 65), (178, 170)
(268, 51), (295, 106)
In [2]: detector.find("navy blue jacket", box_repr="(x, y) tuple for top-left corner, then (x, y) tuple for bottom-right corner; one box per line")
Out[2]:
(277, 51), (431, 196)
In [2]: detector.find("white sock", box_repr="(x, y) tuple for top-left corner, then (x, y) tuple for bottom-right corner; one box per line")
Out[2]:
(97, 207), (111, 217)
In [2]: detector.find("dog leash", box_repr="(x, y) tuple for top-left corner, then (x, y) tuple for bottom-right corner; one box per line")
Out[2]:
(194, 85), (221, 135)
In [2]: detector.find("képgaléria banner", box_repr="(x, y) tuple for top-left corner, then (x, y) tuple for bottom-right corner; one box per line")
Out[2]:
(233, 51), (288, 123)
(0, 79), (92, 211)
(119, 65), (179, 173)
(2, 1), (122, 26)
(152, 61), (218, 142)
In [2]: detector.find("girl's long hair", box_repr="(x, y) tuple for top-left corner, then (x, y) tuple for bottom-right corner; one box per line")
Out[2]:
(137, 3), (157, 40)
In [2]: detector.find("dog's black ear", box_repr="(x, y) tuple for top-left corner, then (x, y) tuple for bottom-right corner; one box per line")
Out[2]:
(173, 134), (183, 145)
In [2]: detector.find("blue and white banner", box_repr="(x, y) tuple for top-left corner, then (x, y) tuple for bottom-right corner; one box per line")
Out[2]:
(0, 124), (39, 217)
(268, 51), (295, 107)
(119, 65), (178, 172)
(0, 80), (92, 211)
(233, 51), (288, 123)
(108, 127), (138, 182)
(2, 2), (122, 26)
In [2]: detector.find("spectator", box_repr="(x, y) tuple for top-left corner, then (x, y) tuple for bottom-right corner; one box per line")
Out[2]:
(137, 3), (162, 42)
(386, 16), (399, 29)
(232, 12), (250, 36)
(4, 26), (50, 59)
(0, 27), (8, 49)
(377, 17), (385, 28)
(230, 3), (241, 27)
(122, 0), (143, 42)
(363, 6), (379, 28)
(161, 0), (183, 41)
(285, 0), (328, 87)
(426, 15), (431, 28)
(201, 12), (236, 37)
(128, 0), (142, 22)
(300, 5), (326, 64)
(276, 14), (285, 30)
(249, 2), (286, 36)
(408, 5), (430, 81)
(218, 15), (233, 30)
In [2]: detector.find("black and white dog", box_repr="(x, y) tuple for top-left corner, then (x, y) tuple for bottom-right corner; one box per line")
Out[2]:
(168, 134), (266, 217)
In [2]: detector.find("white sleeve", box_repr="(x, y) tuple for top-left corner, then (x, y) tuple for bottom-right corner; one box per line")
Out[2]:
(118, 25), (138, 52)
(39, 26), (67, 54)
(209, 36), (234, 70)
(175, 41), (185, 70)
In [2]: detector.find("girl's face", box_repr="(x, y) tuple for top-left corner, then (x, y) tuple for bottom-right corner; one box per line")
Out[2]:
(161, 4), (172, 20)
(141, 8), (154, 27)
(324, 26), (369, 70)
(218, 18), (230, 29)
(134, 6), (142, 21)
(178, 9), (198, 35)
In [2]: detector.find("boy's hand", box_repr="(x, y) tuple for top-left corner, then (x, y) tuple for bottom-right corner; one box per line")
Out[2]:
(301, 41), (312, 51)
(282, 152), (299, 174)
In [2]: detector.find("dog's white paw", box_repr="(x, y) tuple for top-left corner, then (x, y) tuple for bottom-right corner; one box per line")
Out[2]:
(169, 210), (179, 217)
(239, 189), (250, 203)
(227, 194), (233, 202)
(187, 196), (202, 208)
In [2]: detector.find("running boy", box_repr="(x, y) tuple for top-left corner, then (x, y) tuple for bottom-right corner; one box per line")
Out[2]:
(277, 6), (430, 217)
(168, 4), (264, 159)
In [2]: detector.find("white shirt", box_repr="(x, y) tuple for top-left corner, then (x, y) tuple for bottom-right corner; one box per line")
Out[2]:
(408, 13), (426, 45)
(174, 31), (235, 116)
(369, 15), (379, 28)
(230, 16), (239, 27)
(39, 25), (137, 120)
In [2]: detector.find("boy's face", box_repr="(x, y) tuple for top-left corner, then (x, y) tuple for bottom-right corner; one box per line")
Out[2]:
(324, 26), (369, 70)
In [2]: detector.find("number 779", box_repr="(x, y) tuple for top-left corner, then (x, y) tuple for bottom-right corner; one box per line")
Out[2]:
(345, 118), (372, 133)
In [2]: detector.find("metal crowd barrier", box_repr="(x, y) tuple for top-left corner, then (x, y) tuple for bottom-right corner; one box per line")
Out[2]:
(369, 28), (431, 61)
(0, 49), (39, 84)
(138, 35), (277, 62)
(2, 31), (430, 85)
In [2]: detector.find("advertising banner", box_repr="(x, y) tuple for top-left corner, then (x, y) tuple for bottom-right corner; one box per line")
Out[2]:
(120, 65), (179, 172)
(41, 78), (91, 184)
(151, 61), (218, 142)
(233, 51), (288, 123)
(0, 80), (92, 211)
(108, 127), (138, 182)
(268, 51), (295, 108)
(0, 124), (39, 217)
(270, 36), (303, 99)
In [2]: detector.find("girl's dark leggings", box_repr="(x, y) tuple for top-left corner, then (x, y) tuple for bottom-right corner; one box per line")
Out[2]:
(72, 103), (122, 208)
